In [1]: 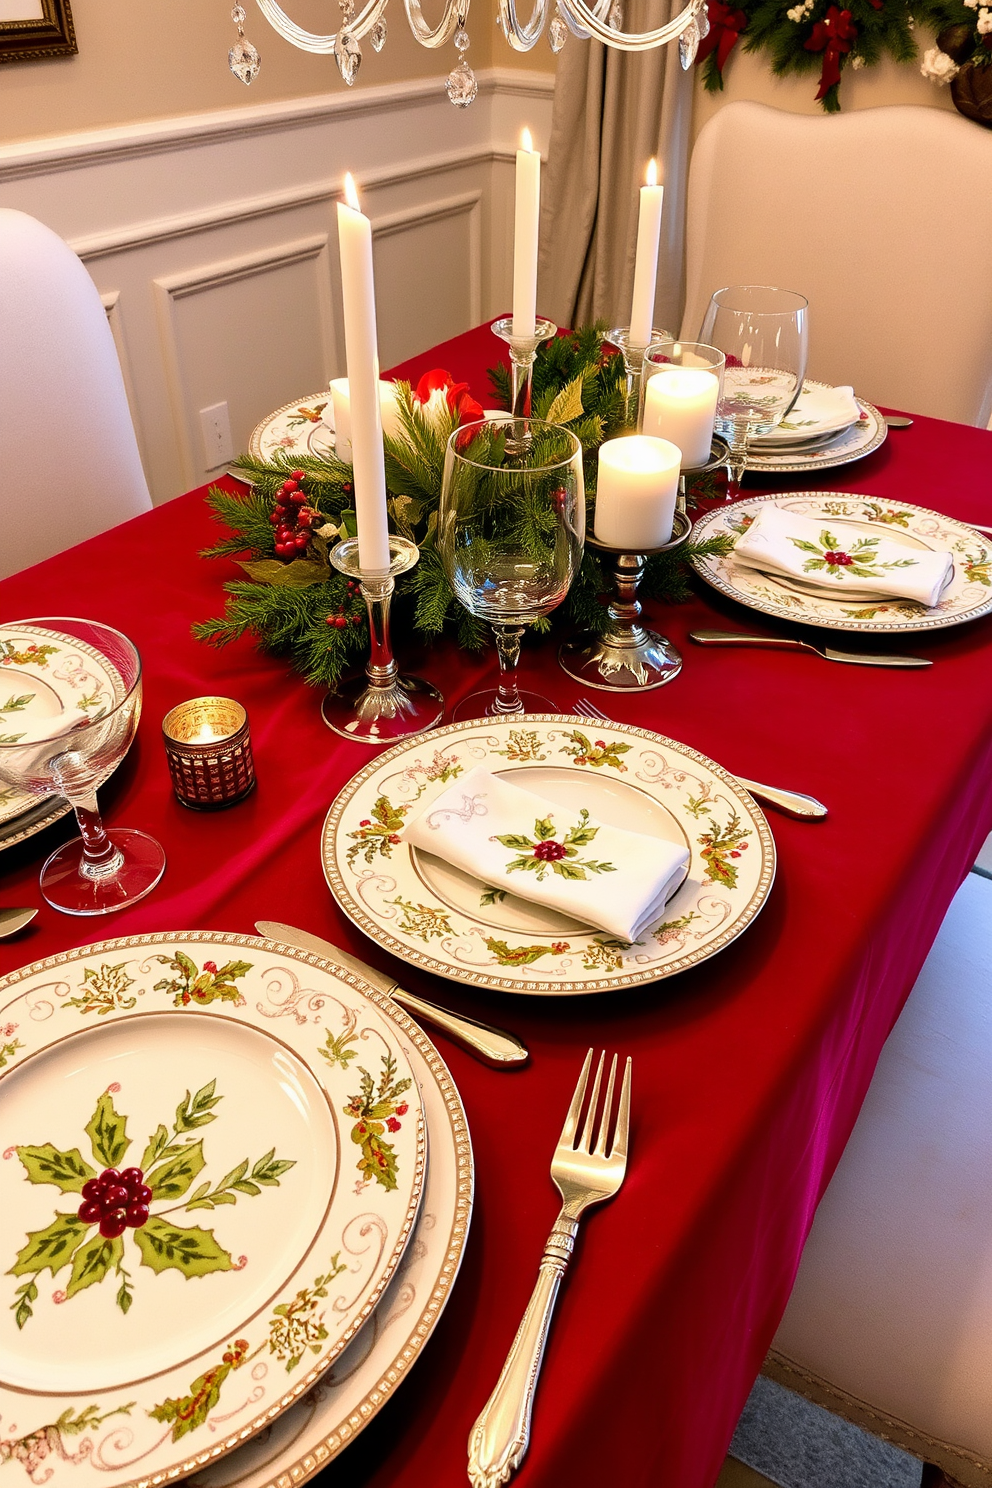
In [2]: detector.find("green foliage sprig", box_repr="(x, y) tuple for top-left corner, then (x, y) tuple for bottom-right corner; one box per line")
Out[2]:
(193, 329), (732, 689)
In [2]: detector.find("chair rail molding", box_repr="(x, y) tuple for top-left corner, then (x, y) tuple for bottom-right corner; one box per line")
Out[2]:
(0, 69), (554, 503)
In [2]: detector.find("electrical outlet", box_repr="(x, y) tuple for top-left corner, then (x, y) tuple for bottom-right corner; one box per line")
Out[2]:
(200, 402), (234, 469)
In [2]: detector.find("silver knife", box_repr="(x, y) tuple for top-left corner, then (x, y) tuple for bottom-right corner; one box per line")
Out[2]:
(254, 920), (528, 1070)
(689, 629), (931, 669)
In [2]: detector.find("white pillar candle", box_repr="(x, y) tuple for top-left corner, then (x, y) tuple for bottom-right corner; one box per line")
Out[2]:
(336, 174), (390, 572)
(629, 159), (665, 348)
(594, 435), (681, 550)
(329, 378), (402, 461)
(642, 367), (719, 468)
(512, 128), (541, 341)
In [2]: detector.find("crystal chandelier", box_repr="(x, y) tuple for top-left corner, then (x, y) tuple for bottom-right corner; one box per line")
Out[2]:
(228, 0), (710, 106)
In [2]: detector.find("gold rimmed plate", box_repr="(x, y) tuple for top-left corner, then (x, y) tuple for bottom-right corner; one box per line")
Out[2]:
(321, 716), (776, 996)
(0, 932), (426, 1488)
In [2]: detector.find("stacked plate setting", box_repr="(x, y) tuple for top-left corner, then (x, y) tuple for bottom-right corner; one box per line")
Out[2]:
(744, 380), (887, 475)
(0, 932), (472, 1488)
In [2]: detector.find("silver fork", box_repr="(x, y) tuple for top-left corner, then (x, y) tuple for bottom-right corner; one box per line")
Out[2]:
(574, 699), (828, 822)
(467, 1050), (631, 1488)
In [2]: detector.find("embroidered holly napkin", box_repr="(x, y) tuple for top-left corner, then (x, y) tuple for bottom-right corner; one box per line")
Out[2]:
(751, 384), (860, 446)
(403, 765), (690, 943)
(733, 505), (952, 607)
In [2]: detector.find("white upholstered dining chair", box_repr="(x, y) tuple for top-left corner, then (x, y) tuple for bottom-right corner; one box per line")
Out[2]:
(0, 209), (151, 580)
(682, 103), (992, 428)
(765, 869), (992, 1488)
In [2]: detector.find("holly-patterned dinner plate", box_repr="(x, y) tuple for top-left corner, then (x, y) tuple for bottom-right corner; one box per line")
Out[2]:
(0, 624), (123, 835)
(691, 493), (992, 634)
(321, 717), (776, 997)
(248, 395), (334, 464)
(186, 968), (472, 1488)
(0, 933), (425, 1488)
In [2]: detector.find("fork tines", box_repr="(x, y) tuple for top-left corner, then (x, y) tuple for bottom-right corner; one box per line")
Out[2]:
(561, 1048), (631, 1159)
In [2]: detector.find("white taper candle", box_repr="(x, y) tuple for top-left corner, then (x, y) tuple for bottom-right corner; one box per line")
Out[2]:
(512, 128), (541, 340)
(629, 158), (665, 348)
(336, 174), (390, 571)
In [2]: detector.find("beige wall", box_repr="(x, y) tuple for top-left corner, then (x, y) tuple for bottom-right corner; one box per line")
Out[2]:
(0, 0), (549, 144)
(692, 41), (956, 141)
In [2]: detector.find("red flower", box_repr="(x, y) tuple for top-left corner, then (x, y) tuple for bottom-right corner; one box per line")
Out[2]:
(413, 368), (454, 405)
(386, 1117), (401, 1132)
(203, 960), (218, 975)
(412, 368), (484, 448)
(696, 0), (748, 74)
(804, 6), (857, 101)
(823, 550), (854, 566)
(396, 1102), (409, 1116)
(534, 840), (568, 862)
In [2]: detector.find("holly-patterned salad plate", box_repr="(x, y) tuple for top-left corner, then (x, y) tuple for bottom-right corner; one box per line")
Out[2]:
(248, 396), (334, 464)
(0, 933), (425, 1488)
(0, 624), (123, 835)
(187, 970), (472, 1488)
(321, 717), (776, 997)
(691, 493), (992, 634)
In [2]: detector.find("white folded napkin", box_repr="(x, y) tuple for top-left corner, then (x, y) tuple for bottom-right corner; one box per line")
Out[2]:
(733, 505), (952, 607)
(403, 765), (689, 943)
(751, 383), (860, 446)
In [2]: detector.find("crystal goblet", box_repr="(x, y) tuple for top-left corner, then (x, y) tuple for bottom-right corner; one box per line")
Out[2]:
(699, 285), (809, 496)
(439, 418), (585, 720)
(0, 619), (165, 915)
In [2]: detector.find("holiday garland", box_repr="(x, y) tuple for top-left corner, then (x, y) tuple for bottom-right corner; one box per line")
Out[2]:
(193, 326), (732, 691)
(696, 0), (991, 113)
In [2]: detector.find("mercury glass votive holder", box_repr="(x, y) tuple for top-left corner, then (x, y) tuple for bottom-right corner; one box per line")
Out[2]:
(162, 697), (255, 810)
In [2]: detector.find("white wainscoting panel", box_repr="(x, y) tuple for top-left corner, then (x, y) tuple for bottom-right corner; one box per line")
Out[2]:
(0, 71), (554, 504)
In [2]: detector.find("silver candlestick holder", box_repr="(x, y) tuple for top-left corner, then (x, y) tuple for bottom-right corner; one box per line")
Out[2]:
(558, 509), (692, 692)
(321, 535), (444, 743)
(490, 316), (557, 455)
(679, 434), (731, 502)
(607, 326), (674, 424)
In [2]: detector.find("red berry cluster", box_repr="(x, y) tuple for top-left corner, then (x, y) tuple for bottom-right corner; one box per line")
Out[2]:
(78, 1166), (152, 1239)
(823, 550), (853, 566)
(269, 471), (319, 558)
(326, 579), (365, 631)
(534, 839), (567, 862)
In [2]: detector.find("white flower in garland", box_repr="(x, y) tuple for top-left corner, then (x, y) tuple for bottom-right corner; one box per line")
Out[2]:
(964, 0), (980, 12)
(920, 44), (960, 82)
(850, 53), (865, 67)
(786, 0), (814, 20)
(978, 7), (992, 33)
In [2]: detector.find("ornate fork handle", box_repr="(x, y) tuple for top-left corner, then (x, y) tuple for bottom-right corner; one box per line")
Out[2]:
(467, 1212), (579, 1488)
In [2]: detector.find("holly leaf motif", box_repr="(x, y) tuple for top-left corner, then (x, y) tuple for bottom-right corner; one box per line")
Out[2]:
(65, 1234), (123, 1300)
(140, 1124), (170, 1172)
(533, 816), (556, 841)
(236, 558), (329, 588)
(14, 1145), (96, 1193)
(9, 1212), (90, 1279)
(134, 1216), (234, 1278)
(85, 1091), (130, 1170)
(544, 374), (585, 426)
(495, 833), (535, 851)
(174, 1080), (222, 1133)
(145, 1139), (205, 1201)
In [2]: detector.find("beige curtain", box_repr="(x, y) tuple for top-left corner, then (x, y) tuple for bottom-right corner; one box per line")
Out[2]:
(537, 0), (693, 338)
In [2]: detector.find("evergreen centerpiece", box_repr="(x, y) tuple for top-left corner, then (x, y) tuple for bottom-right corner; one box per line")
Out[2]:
(193, 327), (732, 690)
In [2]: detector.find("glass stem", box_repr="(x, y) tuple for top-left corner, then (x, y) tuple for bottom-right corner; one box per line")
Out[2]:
(725, 419), (750, 500)
(491, 624), (526, 714)
(72, 797), (125, 879)
(361, 574), (398, 690)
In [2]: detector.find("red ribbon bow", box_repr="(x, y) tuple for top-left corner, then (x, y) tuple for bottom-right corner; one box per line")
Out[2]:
(804, 5), (857, 100)
(696, 0), (748, 73)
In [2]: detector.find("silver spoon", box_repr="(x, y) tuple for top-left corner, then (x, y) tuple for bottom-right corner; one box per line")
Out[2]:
(0, 908), (38, 938)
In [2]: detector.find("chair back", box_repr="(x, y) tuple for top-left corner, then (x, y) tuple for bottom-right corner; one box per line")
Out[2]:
(682, 102), (992, 427)
(0, 209), (151, 579)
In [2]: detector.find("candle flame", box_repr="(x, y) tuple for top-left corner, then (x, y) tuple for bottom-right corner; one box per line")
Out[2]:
(343, 172), (361, 211)
(646, 157), (659, 187)
(521, 127), (534, 153)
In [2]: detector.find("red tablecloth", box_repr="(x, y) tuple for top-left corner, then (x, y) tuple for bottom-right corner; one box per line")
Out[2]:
(2, 325), (992, 1488)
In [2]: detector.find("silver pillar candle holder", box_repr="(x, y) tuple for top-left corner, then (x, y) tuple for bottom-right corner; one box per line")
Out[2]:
(607, 326), (674, 424)
(679, 434), (732, 502)
(558, 509), (692, 692)
(321, 534), (444, 743)
(162, 697), (255, 809)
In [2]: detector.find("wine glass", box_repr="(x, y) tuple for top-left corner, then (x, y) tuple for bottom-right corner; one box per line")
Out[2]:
(0, 618), (165, 915)
(699, 285), (809, 496)
(439, 418), (585, 720)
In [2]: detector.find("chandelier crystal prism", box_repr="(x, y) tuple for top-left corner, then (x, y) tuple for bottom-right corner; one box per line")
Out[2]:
(232, 0), (709, 103)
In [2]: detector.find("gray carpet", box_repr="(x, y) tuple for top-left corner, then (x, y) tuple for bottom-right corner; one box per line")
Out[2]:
(730, 1376), (923, 1488)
